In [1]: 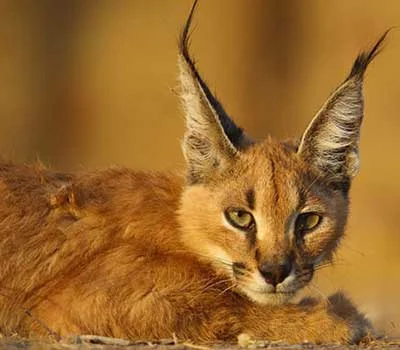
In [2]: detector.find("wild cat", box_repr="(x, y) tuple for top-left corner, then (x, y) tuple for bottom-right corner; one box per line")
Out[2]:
(0, 1), (386, 344)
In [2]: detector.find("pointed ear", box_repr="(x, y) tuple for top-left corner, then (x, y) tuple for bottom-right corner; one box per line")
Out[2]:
(298, 32), (388, 187)
(178, 1), (252, 184)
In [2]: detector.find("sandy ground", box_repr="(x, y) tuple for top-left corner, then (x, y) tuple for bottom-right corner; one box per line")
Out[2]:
(1, 336), (400, 350)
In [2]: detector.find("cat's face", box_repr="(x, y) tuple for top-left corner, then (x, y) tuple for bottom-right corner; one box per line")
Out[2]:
(179, 138), (348, 304)
(178, 2), (384, 304)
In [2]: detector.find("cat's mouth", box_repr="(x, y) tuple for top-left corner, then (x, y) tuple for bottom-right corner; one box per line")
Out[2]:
(232, 264), (314, 305)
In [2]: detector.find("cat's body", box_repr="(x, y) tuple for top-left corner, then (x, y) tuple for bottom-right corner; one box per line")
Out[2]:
(0, 162), (368, 343)
(0, 2), (386, 345)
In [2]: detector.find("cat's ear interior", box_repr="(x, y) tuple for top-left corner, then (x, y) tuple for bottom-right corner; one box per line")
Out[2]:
(178, 1), (252, 184)
(298, 31), (388, 189)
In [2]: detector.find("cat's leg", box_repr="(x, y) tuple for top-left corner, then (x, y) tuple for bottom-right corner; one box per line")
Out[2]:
(242, 292), (372, 344)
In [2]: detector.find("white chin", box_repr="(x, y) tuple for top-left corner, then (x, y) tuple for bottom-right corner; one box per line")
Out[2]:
(242, 288), (295, 305)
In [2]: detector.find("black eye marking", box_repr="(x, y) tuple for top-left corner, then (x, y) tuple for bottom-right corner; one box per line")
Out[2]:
(246, 188), (255, 210)
(247, 230), (256, 247)
(255, 248), (261, 262)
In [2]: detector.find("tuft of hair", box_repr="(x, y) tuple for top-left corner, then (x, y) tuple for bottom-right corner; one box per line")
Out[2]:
(178, 0), (246, 149)
(348, 29), (390, 80)
(179, 0), (198, 75)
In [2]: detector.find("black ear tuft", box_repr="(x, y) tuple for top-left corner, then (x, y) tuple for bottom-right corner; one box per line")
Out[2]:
(179, 0), (197, 66)
(179, 0), (197, 70)
(179, 0), (248, 150)
(348, 29), (390, 79)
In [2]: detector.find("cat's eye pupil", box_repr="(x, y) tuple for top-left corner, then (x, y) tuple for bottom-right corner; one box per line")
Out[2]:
(295, 213), (321, 235)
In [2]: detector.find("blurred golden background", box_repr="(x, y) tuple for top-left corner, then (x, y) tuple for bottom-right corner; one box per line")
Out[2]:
(0, 0), (398, 337)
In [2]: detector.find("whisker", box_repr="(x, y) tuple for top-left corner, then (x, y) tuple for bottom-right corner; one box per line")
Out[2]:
(306, 282), (331, 306)
(188, 278), (233, 303)
(235, 274), (258, 287)
(313, 260), (349, 272)
(302, 174), (323, 198)
(340, 242), (368, 257)
(313, 265), (332, 272)
(199, 278), (232, 294)
(217, 283), (236, 297)
(165, 249), (234, 269)
(296, 271), (312, 279)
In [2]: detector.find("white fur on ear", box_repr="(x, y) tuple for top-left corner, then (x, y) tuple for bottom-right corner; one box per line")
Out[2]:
(178, 1), (251, 184)
(178, 53), (238, 184)
(298, 31), (388, 183)
(298, 80), (363, 180)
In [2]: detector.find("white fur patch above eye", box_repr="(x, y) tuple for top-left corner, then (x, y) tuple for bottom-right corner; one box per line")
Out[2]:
(253, 214), (271, 242)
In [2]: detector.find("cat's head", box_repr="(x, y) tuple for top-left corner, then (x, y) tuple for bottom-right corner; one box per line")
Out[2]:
(178, 1), (386, 305)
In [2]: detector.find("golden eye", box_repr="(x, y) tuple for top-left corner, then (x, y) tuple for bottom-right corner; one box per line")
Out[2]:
(225, 208), (255, 231)
(295, 213), (321, 233)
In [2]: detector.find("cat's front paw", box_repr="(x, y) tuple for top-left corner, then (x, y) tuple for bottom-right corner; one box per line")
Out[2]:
(327, 292), (373, 343)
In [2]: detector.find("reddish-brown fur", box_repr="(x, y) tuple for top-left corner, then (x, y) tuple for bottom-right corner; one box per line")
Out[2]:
(0, 3), (386, 344)
(0, 149), (369, 343)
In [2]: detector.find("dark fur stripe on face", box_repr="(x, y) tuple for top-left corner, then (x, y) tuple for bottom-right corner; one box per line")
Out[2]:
(247, 229), (257, 248)
(246, 188), (255, 210)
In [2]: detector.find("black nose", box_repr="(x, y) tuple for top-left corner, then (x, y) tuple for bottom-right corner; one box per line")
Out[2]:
(258, 260), (292, 286)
